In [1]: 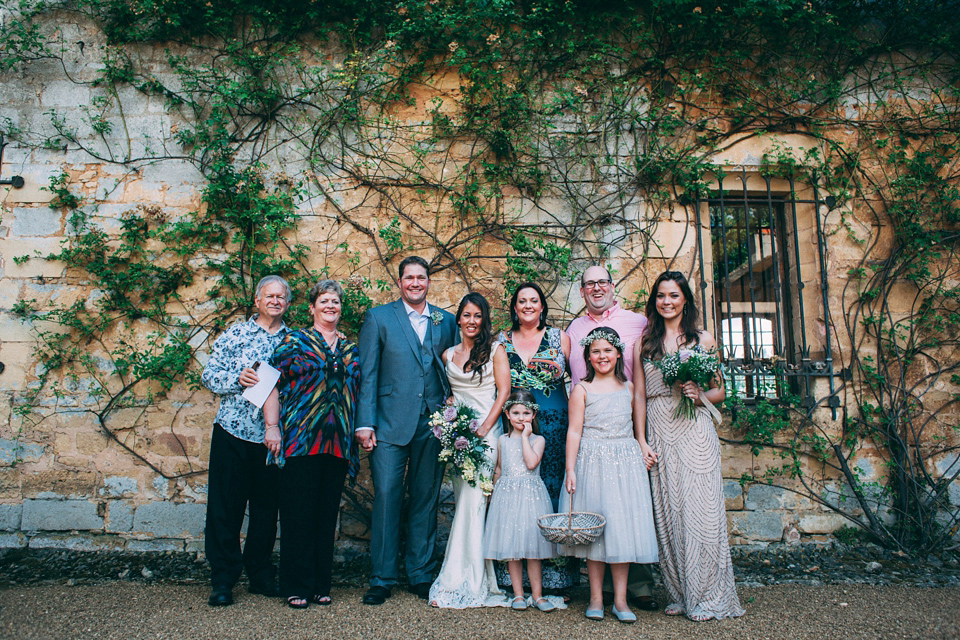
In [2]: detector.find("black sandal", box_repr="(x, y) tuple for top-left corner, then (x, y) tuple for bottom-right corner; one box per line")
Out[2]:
(286, 596), (309, 609)
(310, 595), (332, 606)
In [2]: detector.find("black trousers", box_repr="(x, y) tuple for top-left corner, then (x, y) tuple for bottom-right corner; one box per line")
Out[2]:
(204, 424), (279, 588)
(279, 454), (349, 598)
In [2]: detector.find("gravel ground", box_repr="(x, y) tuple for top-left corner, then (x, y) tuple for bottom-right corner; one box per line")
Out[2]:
(0, 582), (958, 639)
(1, 544), (958, 638)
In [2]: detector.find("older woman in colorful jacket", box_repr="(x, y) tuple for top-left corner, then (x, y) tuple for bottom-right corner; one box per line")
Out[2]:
(263, 279), (361, 609)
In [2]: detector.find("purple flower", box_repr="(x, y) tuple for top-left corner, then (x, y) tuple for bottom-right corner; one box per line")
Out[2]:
(432, 424), (444, 439)
(454, 436), (469, 450)
(443, 406), (458, 422)
(679, 349), (693, 362)
(468, 419), (480, 433)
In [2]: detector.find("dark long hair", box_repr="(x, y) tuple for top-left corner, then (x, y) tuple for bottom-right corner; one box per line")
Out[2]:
(582, 327), (627, 383)
(457, 292), (494, 383)
(503, 389), (540, 435)
(641, 271), (700, 361)
(508, 282), (548, 331)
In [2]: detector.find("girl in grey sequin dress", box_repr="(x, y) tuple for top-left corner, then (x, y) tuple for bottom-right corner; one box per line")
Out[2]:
(484, 390), (557, 611)
(561, 328), (658, 622)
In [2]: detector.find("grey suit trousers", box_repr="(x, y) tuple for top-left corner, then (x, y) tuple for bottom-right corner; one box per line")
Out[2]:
(368, 412), (445, 588)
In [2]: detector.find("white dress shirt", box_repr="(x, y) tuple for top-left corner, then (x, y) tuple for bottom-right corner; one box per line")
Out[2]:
(402, 299), (429, 344)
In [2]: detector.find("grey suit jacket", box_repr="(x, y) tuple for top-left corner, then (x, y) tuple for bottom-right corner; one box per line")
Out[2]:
(357, 299), (458, 446)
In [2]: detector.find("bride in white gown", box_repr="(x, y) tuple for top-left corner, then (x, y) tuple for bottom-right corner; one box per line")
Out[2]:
(429, 293), (511, 608)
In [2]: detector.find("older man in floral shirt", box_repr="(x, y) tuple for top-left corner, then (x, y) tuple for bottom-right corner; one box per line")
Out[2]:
(201, 275), (290, 607)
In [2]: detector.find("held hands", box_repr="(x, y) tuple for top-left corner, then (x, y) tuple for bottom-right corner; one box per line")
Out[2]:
(640, 442), (659, 471)
(565, 471), (576, 495)
(681, 381), (702, 404)
(239, 367), (260, 387)
(264, 426), (282, 456)
(356, 429), (377, 452)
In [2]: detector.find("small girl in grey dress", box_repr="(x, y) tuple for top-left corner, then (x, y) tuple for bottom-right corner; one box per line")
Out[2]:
(483, 390), (556, 612)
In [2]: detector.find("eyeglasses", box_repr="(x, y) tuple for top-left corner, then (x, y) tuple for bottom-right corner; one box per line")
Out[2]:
(582, 279), (612, 290)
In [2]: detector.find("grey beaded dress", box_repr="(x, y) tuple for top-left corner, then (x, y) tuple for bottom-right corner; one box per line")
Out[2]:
(559, 386), (658, 564)
(644, 361), (744, 620)
(484, 434), (556, 561)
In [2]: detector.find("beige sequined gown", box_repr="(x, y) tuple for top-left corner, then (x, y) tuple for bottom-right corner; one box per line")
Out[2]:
(644, 361), (745, 620)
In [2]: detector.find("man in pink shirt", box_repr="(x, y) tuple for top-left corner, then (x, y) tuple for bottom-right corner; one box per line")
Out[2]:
(567, 265), (648, 386)
(565, 265), (657, 611)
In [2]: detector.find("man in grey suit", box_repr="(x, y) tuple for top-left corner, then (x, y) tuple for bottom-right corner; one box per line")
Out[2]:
(356, 256), (458, 604)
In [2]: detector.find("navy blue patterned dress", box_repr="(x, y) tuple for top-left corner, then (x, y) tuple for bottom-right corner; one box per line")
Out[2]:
(497, 328), (579, 590)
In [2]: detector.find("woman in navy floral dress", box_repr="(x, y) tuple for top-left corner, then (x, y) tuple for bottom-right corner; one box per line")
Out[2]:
(497, 282), (579, 592)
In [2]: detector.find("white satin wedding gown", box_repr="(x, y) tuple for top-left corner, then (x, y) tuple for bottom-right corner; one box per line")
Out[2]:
(428, 350), (506, 608)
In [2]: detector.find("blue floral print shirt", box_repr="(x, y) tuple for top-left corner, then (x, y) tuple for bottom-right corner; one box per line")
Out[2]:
(201, 315), (289, 443)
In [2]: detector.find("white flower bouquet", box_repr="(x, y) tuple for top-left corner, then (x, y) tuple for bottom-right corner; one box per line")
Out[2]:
(429, 399), (494, 495)
(655, 345), (722, 423)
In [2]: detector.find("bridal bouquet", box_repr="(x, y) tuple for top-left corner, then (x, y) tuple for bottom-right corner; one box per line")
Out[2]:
(655, 345), (723, 423)
(429, 399), (494, 495)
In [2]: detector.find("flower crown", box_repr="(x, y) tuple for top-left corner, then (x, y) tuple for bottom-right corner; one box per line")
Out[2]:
(578, 328), (625, 352)
(503, 399), (540, 412)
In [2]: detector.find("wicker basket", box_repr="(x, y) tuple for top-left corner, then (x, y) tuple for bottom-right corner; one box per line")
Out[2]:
(538, 498), (606, 546)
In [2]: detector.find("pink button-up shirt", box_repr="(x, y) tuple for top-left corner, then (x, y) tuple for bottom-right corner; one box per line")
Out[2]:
(566, 302), (648, 386)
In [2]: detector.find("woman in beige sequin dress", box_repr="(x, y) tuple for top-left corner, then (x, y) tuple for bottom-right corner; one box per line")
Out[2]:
(634, 272), (744, 621)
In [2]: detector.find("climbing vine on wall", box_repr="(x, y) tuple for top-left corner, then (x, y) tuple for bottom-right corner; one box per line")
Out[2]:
(1, 0), (958, 551)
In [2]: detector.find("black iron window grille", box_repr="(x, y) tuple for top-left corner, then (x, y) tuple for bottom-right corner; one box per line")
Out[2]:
(694, 169), (841, 417)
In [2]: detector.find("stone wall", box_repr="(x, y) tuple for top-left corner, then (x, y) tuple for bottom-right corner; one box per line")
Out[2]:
(0, 14), (957, 559)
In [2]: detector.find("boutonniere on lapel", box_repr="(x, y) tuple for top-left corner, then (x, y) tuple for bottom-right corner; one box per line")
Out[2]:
(430, 310), (443, 326)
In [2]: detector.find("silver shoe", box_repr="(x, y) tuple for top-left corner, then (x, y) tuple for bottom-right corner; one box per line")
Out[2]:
(533, 597), (556, 613)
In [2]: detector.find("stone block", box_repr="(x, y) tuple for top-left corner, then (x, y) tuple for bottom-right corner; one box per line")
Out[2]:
(100, 475), (137, 497)
(127, 538), (184, 552)
(727, 511), (784, 541)
(0, 238), (67, 279)
(132, 502), (205, 538)
(0, 279), (21, 306)
(22, 470), (97, 499)
(106, 501), (134, 532)
(21, 499), (104, 531)
(152, 475), (172, 498)
(163, 181), (201, 207)
(41, 81), (91, 107)
(147, 432), (200, 458)
(114, 86), (150, 115)
(745, 484), (786, 510)
(724, 480), (744, 510)
(0, 532), (27, 548)
(0, 341), (34, 391)
(0, 438), (45, 466)
(76, 432), (108, 456)
(0, 176), (56, 204)
(0, 504), (22, 530)
(138, 159), (204, 188)
(0, 468), (20, 498)
(11, 207), (61, 236)
(28, 534), (125, 551)
(798, 512), (850, 535)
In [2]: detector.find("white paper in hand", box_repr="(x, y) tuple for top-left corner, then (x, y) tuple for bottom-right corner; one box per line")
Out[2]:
(242, 361), (281, 408)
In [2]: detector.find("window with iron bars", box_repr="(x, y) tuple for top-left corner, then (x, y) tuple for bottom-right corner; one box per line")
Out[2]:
(694, 170), (839, 414)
